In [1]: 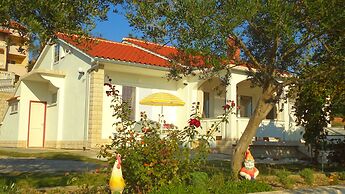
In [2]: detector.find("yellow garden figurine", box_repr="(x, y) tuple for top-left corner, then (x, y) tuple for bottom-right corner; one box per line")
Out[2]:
(109, 153), (125, 194)
(239, 149), (259, 180)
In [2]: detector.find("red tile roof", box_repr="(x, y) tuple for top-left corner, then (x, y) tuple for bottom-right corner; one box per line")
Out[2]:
(56, 33), (171, 68)
(122, 37), (178, 59)
(0, 29), (11, 34)
(57, 34), (254, 71)
(123, 38), (212, 67)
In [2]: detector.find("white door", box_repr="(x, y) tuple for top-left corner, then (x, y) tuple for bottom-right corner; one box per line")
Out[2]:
(28, 101), (46, 147)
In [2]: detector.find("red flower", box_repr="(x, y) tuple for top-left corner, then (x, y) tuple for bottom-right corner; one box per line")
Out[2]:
(189, 118), (201, 128)
(223, 100), (235, 110)
(223, 104), (230, 110)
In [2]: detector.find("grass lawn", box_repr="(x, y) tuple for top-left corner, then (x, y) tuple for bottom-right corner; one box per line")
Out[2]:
(1, 150), (345, 193)
(204, 160), (345, 190)
(0, 149), (109, 193)
(0, 171), (109, 193)
(0, 149), (104, 164)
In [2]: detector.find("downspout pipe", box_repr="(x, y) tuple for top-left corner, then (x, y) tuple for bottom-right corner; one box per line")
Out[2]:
(83, 58), (99, 150)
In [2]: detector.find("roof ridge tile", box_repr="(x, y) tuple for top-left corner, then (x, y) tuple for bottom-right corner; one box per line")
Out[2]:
(123, 37), (176, 49)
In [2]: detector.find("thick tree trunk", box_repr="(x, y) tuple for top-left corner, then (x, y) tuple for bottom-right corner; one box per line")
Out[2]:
(231, 84), (276, 179)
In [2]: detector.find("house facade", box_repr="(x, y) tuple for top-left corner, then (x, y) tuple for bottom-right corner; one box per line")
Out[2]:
(0, 34), (303, 149)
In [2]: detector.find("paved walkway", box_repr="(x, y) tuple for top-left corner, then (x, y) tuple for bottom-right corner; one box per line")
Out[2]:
(250, 185), (345, 194)
(0, 147), (102, 173)
(0, 158), (99, 173)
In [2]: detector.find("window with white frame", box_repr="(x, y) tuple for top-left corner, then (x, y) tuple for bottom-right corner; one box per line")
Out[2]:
(54, 44), (60, 63)
(239, 95), (252, 117)
(203, 92), (210, 118)
(10, 101), (18, 113)
(51, 92), (57, 104)
(122, 86), (136, 120)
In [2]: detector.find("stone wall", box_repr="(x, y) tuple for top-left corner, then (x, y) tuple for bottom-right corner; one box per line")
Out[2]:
(0, 92), (13, 120)
(88, 66), (104, 148)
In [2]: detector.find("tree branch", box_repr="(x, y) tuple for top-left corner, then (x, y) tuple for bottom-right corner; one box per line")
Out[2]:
(270, 36), (280, 66)
(231, 34), (263, 71)
(281, 32), (323, 60)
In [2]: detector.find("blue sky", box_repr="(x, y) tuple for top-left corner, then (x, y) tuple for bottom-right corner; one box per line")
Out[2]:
(92, 10), (136, 42)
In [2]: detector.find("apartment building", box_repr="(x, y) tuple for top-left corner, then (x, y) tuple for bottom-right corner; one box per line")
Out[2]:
(0, 22), (29, 84)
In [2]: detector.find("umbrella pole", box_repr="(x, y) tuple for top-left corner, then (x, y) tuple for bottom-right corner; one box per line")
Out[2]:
(160, 106), (163, 133)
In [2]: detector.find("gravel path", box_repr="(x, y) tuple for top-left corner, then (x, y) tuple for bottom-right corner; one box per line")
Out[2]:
(250, 185), (345, 194)
(0, 157), (99, 173)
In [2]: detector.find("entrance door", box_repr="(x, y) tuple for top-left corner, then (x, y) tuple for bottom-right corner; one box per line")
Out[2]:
(28, 101), (46, 147)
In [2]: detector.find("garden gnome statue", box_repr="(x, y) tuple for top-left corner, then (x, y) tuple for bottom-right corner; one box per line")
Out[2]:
(239, 149), (259, 180)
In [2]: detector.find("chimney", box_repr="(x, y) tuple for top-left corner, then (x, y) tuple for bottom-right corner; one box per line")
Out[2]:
(227, 36), (240, 61)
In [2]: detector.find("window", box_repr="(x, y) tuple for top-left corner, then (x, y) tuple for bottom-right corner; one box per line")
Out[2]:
(203, 92), (210, 118)
(7, 60), (16, 64)
(239, 96), (252, 117)
(122, 86), (136, 120)
(54, 44), (60, 63)
(266, 105), (277, 120)
(51, 92), (57, 104)
(10, 101), (18, 113)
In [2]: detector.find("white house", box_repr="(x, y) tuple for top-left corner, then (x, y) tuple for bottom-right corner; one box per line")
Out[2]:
(0, 34), (303, 149)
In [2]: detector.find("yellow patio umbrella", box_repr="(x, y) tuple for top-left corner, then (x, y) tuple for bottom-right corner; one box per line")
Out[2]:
(139, 92), (185, 107)
(139, 92), (185, 127)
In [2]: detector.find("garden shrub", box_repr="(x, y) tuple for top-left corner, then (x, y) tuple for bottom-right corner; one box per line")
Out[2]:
(299, 168), (314, 185)
(150, 176), (272, 194)
(99, 84), (237, 193)
(275, 169), (295, 189)
(337, 172), (345, 180)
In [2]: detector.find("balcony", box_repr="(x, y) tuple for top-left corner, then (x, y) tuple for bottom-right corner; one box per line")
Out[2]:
(200, 118), (226, 139)
(0, 71), (15, 79)
(8, 45), (27, 57)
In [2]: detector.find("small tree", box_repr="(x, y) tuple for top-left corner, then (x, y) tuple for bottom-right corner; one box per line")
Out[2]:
(293, 18), (345, 161)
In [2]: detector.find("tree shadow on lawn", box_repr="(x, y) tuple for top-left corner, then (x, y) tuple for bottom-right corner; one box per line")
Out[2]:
(203, 160), (345, 176)
(0, 171), (108, 189)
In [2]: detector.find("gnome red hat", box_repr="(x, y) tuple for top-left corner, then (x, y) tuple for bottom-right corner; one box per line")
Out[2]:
(245, 149), (254, 161)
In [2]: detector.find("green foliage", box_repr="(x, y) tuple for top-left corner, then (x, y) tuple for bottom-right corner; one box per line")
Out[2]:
(337, 172), (345, 180)
(299, 168), (314, 185)
(151, 175), (272, 194)
(0, 179), (19, 193)
(0, 0), (124, 48)
(0, 171), (108, 193)
(275, 169), (295, 189)
(293, 62), (345, 160)
(292, 1), (345, 161)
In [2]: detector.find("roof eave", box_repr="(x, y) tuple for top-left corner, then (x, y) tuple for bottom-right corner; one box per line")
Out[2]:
(94, 57), (171, 72)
